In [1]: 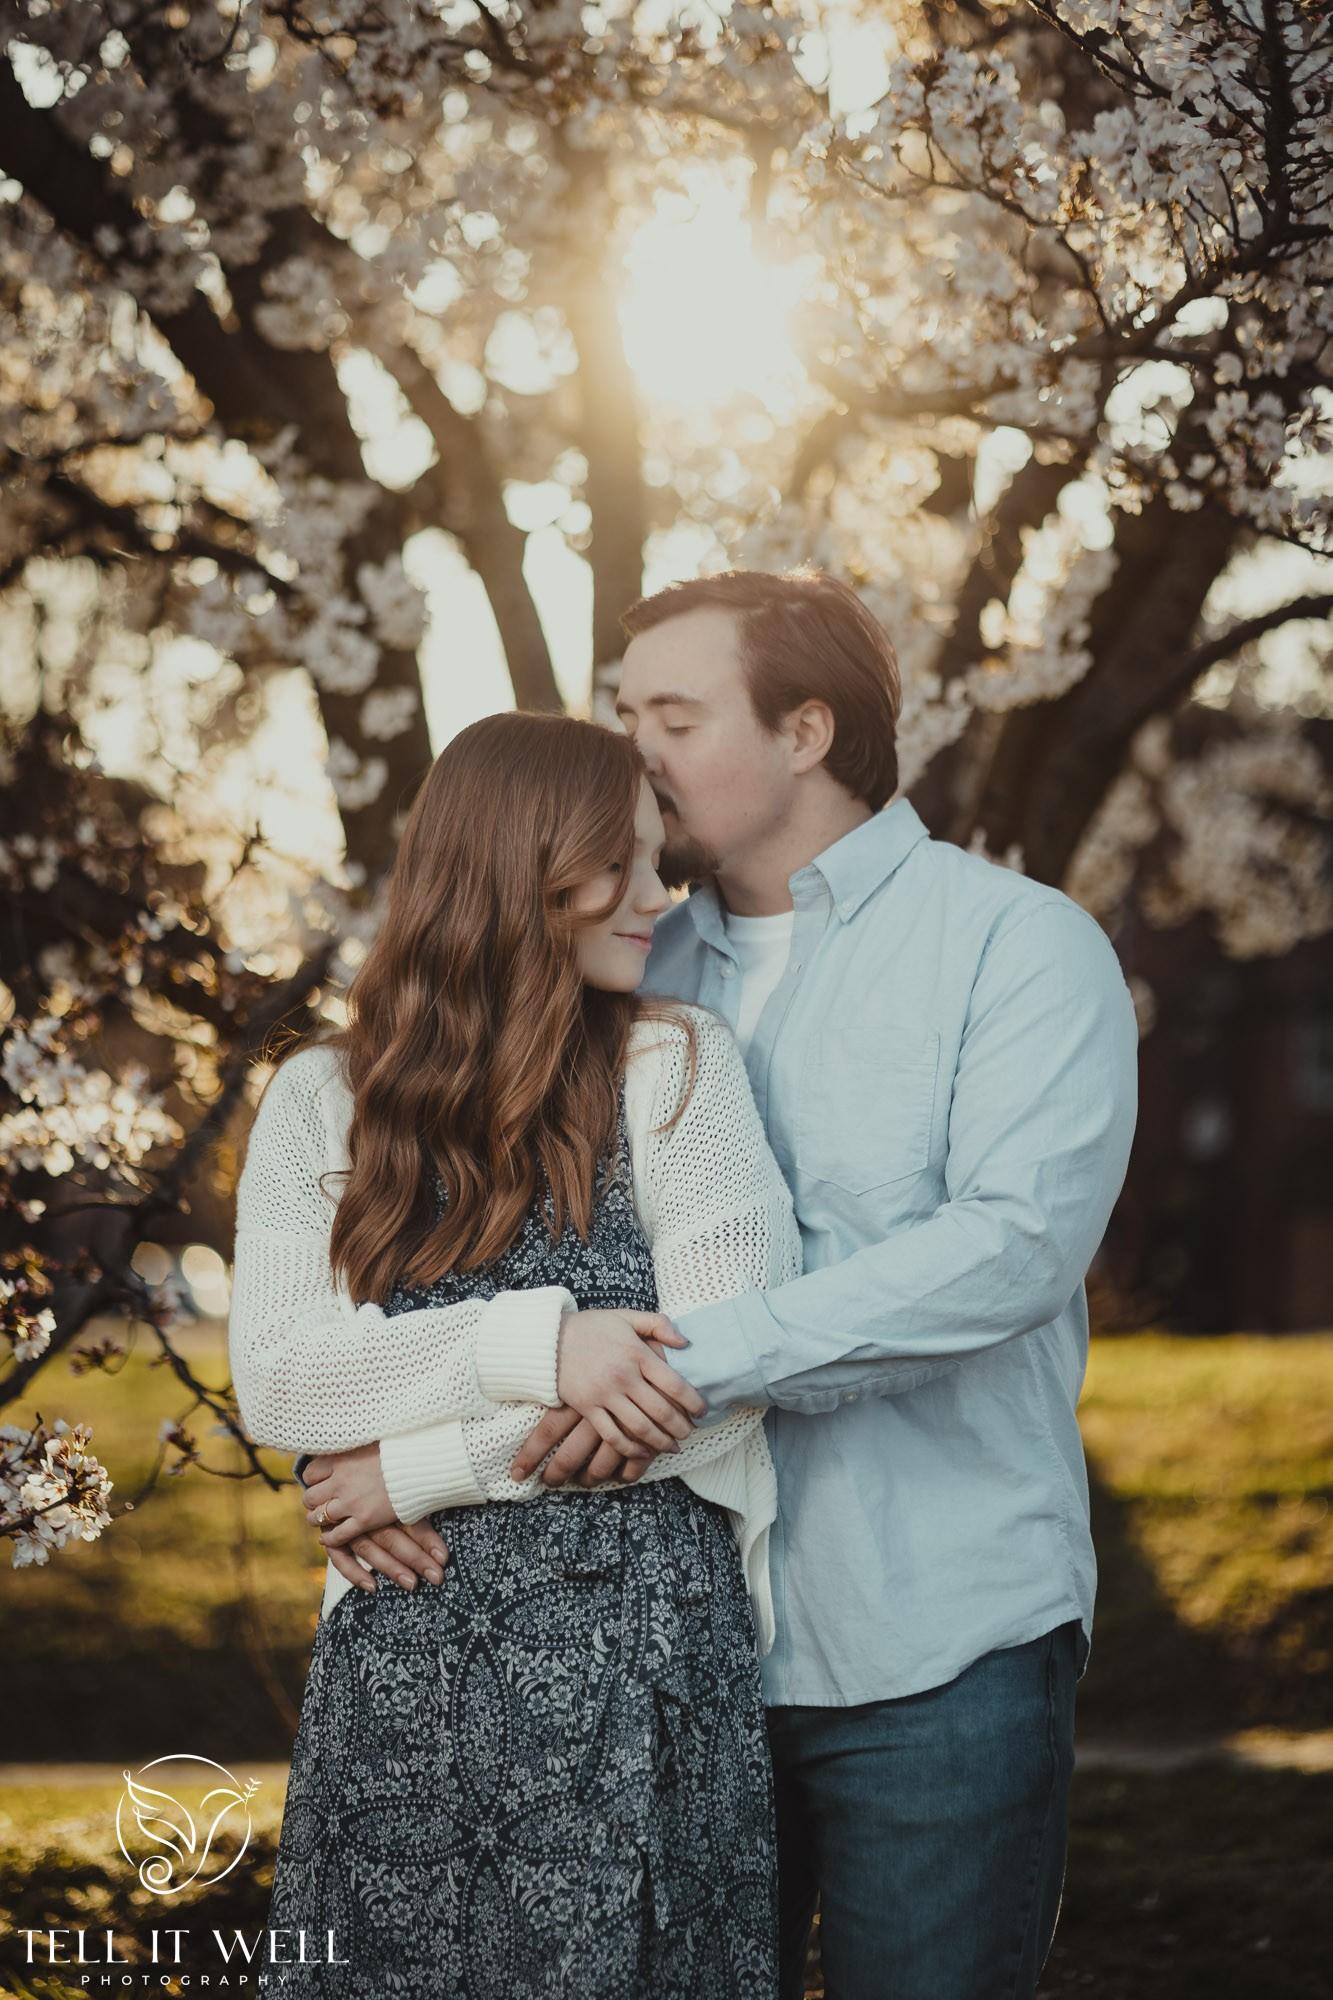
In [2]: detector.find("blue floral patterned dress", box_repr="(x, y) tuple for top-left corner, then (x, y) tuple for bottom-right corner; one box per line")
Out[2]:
(265, 1086), (779, 1999)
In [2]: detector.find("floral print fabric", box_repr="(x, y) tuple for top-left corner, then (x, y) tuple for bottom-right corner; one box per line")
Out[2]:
(265, 1091), (779, 1998)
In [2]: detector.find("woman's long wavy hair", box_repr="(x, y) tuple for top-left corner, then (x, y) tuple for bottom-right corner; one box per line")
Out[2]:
(305, 712), (688, 1305)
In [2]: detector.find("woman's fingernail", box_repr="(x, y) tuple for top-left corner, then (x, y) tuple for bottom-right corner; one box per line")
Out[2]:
(426, 1567), (443, 1586)
(400, 1574), (415, 1588)
(431, 1544), (449, 1564)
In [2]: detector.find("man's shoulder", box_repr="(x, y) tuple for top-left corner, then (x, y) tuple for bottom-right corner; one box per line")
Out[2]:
(912, 838), (1109, 948)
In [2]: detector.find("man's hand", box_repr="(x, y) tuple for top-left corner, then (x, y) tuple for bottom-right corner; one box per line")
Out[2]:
(555, 1308), (704, 1456)
(508, 1406), (659, 1488)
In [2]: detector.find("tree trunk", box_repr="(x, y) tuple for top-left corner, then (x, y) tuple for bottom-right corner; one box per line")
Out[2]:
(973, 498), (1240, 883)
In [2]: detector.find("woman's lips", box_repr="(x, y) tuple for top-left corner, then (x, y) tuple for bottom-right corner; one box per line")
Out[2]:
(616, 933), (654, 952)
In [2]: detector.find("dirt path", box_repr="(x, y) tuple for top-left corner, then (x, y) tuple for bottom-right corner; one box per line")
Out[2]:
(1074, 1729), (1333, 1775)
(4, 1732), (1333, 1792)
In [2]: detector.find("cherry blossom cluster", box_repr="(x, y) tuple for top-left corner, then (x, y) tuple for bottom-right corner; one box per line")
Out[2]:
(0, 1416), (113, 1567)
(1, 1017), (181, 1179)
(816, 1), (1330, 546)
(1067, 703), (1333, 960)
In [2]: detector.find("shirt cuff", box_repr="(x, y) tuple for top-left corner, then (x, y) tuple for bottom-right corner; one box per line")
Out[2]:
(379, 1423), (485, 1524)
(672, 1293), (771, 1411)
(472, 1285), (574, 1405)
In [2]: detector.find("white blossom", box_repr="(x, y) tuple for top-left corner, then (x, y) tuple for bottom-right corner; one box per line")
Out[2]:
(0, 1419), (113, 1568)
(356, 556), (427, 650)
(359, 685), (421, 740)
(326, 738), (389, 810)
(254, 255), (348, 352)
(301, 607), (381, 695)
(0, 1027), (182, 1177)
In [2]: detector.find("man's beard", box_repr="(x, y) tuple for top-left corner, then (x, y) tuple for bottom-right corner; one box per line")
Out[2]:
(652, 791), (720, 890)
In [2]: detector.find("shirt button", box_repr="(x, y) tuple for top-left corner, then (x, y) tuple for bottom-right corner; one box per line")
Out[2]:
(720, 964), (735, 978)
(843, 1392), (859, 1404)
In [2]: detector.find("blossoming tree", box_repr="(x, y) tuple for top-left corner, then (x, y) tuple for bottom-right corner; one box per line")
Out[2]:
(1, 0), (1329, 1559)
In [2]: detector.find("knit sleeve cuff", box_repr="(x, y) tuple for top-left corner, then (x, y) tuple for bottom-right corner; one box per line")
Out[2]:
(380, 1423), (485, 1524)
(472, 1285), (573, 1406)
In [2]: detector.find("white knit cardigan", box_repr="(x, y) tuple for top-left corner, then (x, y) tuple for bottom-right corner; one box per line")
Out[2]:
(228, 1004), (801, 1651)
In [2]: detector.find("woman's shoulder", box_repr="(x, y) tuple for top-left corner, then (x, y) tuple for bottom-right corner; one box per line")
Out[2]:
(261, 1038), (348, 1106)
(625, 1000), (751, 1148)
(627, 998), (733, 1063)
(236, 1042), (350, 1223)
(248, 1040), (350, 1162)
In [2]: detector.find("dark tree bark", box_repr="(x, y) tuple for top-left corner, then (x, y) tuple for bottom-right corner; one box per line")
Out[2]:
(388, 352), (562, 713)
(973, 497), (1241, 882)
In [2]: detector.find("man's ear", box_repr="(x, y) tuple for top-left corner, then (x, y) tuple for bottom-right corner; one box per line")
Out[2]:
(787, 699), (836, 774)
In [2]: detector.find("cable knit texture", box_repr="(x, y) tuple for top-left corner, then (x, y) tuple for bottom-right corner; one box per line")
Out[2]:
(228, 1005), (802, 1649)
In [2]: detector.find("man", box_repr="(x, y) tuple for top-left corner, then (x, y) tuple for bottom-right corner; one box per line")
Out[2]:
(301, 568), (1139, 1999)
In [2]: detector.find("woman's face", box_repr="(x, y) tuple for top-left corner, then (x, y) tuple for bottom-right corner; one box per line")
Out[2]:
(571, 780), (671, 992)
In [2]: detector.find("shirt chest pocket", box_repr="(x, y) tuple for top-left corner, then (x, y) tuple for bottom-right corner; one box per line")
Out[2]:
(794, 1027), (941, 1196)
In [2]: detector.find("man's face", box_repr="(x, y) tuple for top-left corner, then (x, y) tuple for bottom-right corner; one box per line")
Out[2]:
(616, 606), (794, 887)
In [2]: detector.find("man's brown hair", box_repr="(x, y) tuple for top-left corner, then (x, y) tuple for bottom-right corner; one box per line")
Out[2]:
(620, 567), (901, 808)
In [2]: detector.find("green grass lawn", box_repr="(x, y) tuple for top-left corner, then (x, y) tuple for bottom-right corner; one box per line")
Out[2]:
(5, 1323), (1329, 1757)
(1076, 1331), (1333, 1740)
(2, 1323), (319, 1764)
(2, 1324), (1331, 1996)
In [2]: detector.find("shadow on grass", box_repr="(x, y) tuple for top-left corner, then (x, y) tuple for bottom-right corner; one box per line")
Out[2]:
(1076, 1458), (1244, 1740)
(4, 1767), (1329, 2000)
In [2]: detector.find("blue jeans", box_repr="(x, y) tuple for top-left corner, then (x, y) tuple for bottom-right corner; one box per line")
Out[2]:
(768, 1620), (1081, 2000)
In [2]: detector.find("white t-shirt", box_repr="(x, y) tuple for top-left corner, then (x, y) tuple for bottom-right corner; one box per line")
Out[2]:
(724, 908), (796, 1056)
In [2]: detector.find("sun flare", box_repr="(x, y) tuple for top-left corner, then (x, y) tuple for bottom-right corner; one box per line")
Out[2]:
(618, 187), (811, 415)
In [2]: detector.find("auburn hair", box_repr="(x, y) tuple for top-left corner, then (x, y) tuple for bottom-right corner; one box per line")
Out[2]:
(263, 712), (694, 1305)
(621, 566), (902, 808)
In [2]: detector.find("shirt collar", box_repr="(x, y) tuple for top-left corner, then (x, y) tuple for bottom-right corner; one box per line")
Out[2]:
(803, 796), (931, 922)
(684, 796), (931, 950)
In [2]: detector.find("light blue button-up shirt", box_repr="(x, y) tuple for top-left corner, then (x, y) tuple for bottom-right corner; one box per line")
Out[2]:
(643, 798), (1140, 1708)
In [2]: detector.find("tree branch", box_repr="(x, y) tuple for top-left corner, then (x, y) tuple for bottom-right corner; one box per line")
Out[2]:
(0, 936), (339, 1415)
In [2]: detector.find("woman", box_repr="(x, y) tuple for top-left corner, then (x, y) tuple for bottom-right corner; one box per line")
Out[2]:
(229, 711), (801, 1998)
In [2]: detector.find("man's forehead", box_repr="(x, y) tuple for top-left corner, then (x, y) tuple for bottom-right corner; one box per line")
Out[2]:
(619, 606), (743, 704)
